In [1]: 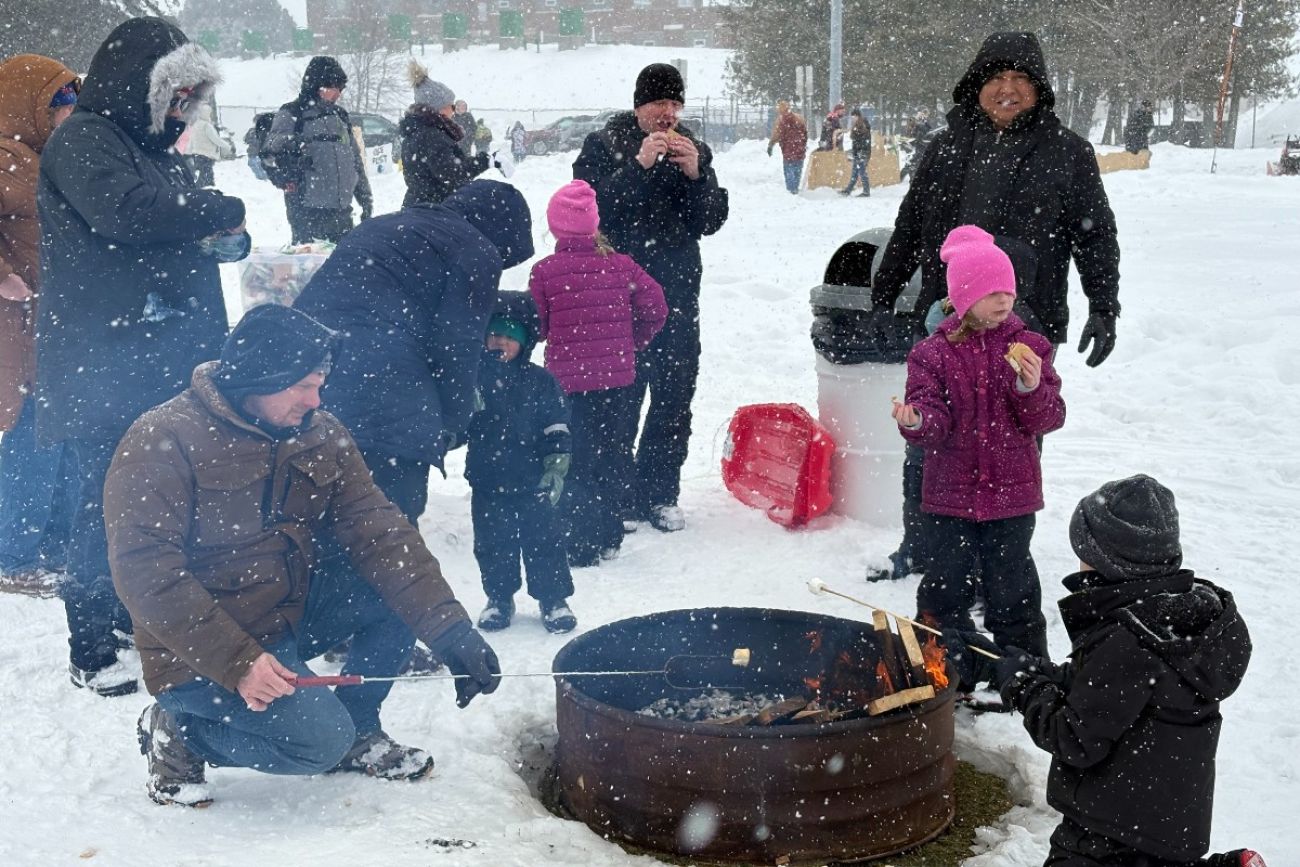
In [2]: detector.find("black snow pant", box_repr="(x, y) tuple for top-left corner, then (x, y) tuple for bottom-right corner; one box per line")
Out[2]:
(1045, 817), (1230, 866)
(564, 385), (638, 562)
(62, 436), (132, 672)
(285, 194), (353, 245)
(472, 489), (573, 606)
(361, 450), (430, 528)
(915, 512), (1048, 658)
(628, 304), (700, 514)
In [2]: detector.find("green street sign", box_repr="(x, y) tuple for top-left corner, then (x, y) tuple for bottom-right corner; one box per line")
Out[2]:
(293, 28), (314, 53)
(388, 14), (412, 42)
(558, 8), (584, 37)
(443, 13), (468, 40)
(499, 9), (524, 39)
(242, 30), (268, 55)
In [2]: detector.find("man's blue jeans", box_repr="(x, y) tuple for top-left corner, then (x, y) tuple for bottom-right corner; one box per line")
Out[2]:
(0, 396), (78, 573)
(782, 160), (804, 193)
(155, 553), (416, 775)
(843, 154), (871, 194)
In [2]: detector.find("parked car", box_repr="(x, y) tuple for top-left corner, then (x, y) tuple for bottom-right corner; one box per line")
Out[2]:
(523, 114), (594, 155)
(352, 112), (401, 149)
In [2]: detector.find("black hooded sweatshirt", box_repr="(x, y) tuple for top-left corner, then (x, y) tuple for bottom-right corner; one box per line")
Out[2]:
(36, 17), (246, 444)
(1002, 570), (1251, 861)
(872, 32), (1120, 345)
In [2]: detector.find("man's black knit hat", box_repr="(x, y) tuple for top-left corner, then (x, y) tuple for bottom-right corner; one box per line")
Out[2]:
(634, 63), (685, 108)
(215, 304), (339, 403)
(1069, 474), (1183, 584)
(301, 55), (348, 98)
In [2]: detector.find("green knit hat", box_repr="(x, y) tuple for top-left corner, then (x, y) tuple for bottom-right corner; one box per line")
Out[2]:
(487, 314), (528, 346)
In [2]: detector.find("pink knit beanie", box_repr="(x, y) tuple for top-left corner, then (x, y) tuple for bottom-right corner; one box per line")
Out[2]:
(547, 179), (600, 238)
(940, 225), (1016, 317)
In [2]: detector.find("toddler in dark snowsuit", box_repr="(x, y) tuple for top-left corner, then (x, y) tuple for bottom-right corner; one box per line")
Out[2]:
(993, 475), (1262, 867)
(464, 293), (576, 634)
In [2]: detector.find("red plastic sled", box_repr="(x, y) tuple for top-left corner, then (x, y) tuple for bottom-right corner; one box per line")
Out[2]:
(721, 403), (836, 528)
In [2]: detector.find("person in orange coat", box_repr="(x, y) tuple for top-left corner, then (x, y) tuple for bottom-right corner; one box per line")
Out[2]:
(0, 54), (81, 597)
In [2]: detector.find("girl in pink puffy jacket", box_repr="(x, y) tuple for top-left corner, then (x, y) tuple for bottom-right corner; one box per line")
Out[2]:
(891, 225), (1065, 658)
(529, 180), (667, 566)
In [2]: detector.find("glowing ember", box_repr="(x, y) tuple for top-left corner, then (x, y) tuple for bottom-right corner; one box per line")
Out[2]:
(875, 660), (894, 695)
(921, 637), (949, 690)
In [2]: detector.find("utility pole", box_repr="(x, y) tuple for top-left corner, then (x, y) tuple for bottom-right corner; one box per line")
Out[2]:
(828, 0), (843, 112)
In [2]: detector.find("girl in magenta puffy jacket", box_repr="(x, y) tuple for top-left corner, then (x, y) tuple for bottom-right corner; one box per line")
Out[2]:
(529, 180), (667, 566)
(891, 225), (1065, 658)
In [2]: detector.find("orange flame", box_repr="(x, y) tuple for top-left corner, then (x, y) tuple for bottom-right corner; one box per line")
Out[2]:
(921, 636), (949, 690)
(874, 659), (895, 695)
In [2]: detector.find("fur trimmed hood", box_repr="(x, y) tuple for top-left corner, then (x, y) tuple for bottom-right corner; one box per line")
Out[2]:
(79, 17), (221, 151)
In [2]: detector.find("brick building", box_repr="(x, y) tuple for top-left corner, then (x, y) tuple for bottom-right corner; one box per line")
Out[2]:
(305, 0), (733, 50)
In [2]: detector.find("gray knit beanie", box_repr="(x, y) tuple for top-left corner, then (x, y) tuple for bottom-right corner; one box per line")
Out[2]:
(1069, 474), (1183, 584)
(408, 60), (454, 110)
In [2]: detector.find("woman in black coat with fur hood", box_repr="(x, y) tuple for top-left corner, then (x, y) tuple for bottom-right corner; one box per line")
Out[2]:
(400, 62), (488, 207)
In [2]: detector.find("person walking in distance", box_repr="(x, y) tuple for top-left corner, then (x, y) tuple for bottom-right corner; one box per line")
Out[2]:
(767, 99), (808, 194)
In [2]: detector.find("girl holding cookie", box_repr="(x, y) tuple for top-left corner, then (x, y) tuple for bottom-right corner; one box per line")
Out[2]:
(891, 225), (1065, 658)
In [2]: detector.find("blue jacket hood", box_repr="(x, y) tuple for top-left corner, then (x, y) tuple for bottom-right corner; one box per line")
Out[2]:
(443, 180), (534, 269)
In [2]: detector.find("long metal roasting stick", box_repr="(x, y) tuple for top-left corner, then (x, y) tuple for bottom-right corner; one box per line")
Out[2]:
(295, 669), (665, 687)
(295, 649), (753, 688)
(806, 578), (1001, 660)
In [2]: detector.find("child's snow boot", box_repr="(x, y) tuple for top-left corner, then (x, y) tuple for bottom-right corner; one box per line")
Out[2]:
(477, 598), (515, 631)
(541, 599), (577, 634)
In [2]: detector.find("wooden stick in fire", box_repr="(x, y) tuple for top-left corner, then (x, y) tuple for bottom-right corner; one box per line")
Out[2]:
(806, 579), (1001, 660)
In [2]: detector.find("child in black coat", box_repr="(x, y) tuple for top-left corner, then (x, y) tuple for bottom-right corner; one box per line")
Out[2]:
(464, 293), (576, 634)
(989, 475), (1264, 867)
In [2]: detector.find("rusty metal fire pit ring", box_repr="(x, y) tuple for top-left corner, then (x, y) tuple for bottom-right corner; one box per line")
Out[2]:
(552, 606), (956, 865)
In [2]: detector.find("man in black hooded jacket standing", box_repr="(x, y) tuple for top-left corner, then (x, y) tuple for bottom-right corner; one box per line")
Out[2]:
(572, 63), (728, 533)
(37, 16), (249, 697)
(873, 32), (1120, 362)
(867, 32), (1121, 584)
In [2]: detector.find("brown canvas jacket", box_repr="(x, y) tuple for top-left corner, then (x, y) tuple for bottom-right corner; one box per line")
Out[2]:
(0, 54), (77, 429)
(105, 361), (471, 695)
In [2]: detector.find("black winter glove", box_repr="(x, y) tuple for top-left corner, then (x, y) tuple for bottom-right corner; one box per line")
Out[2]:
(360, 203), (373, 221)
(433, 622), (502, 708)
(991, 645), (1041, 691)
(940, 627), (1000, 692)
(1077, 311), (1117, 367)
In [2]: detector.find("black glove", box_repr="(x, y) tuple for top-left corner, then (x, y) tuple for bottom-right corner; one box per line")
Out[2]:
(992, 645), (1040, 690)
(940, 627), (1000, 692)
(433, 622), (501, 708)
(1077, 311), (1117, 367)
(360, 203), (373, 221)
(766, 142), (774, 157)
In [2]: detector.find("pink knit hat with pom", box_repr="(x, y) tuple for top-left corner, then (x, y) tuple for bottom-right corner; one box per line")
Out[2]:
(547, 179), (600, 238)
(940, 225), (1016, 317)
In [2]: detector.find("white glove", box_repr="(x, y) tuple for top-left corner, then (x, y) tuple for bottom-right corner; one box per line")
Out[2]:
(492, 149), (516, 179)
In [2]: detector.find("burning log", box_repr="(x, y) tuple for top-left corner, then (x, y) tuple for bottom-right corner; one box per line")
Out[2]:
(750, 697), (809, 726)
(867, 684), (937, 716)
(872, 611), (906, 691)
(896, 619), (931, 686)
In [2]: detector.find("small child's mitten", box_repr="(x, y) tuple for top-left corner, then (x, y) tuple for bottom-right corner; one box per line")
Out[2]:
(537, 453), (570, 506)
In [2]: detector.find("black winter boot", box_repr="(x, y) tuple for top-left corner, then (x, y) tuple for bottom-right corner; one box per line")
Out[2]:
(137, 704), (211, 807)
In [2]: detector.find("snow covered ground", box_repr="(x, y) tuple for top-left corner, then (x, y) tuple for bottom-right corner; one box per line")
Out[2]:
(1, 48), (1298, 866)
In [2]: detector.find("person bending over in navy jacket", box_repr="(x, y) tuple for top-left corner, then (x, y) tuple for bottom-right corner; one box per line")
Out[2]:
(464, 293), (576, 635)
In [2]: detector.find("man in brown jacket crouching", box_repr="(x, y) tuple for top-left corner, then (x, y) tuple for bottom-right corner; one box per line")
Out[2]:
(105, 304), (501, 807)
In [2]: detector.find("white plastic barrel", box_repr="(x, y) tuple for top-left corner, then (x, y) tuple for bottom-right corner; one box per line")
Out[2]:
(815, 354), (907, 527)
